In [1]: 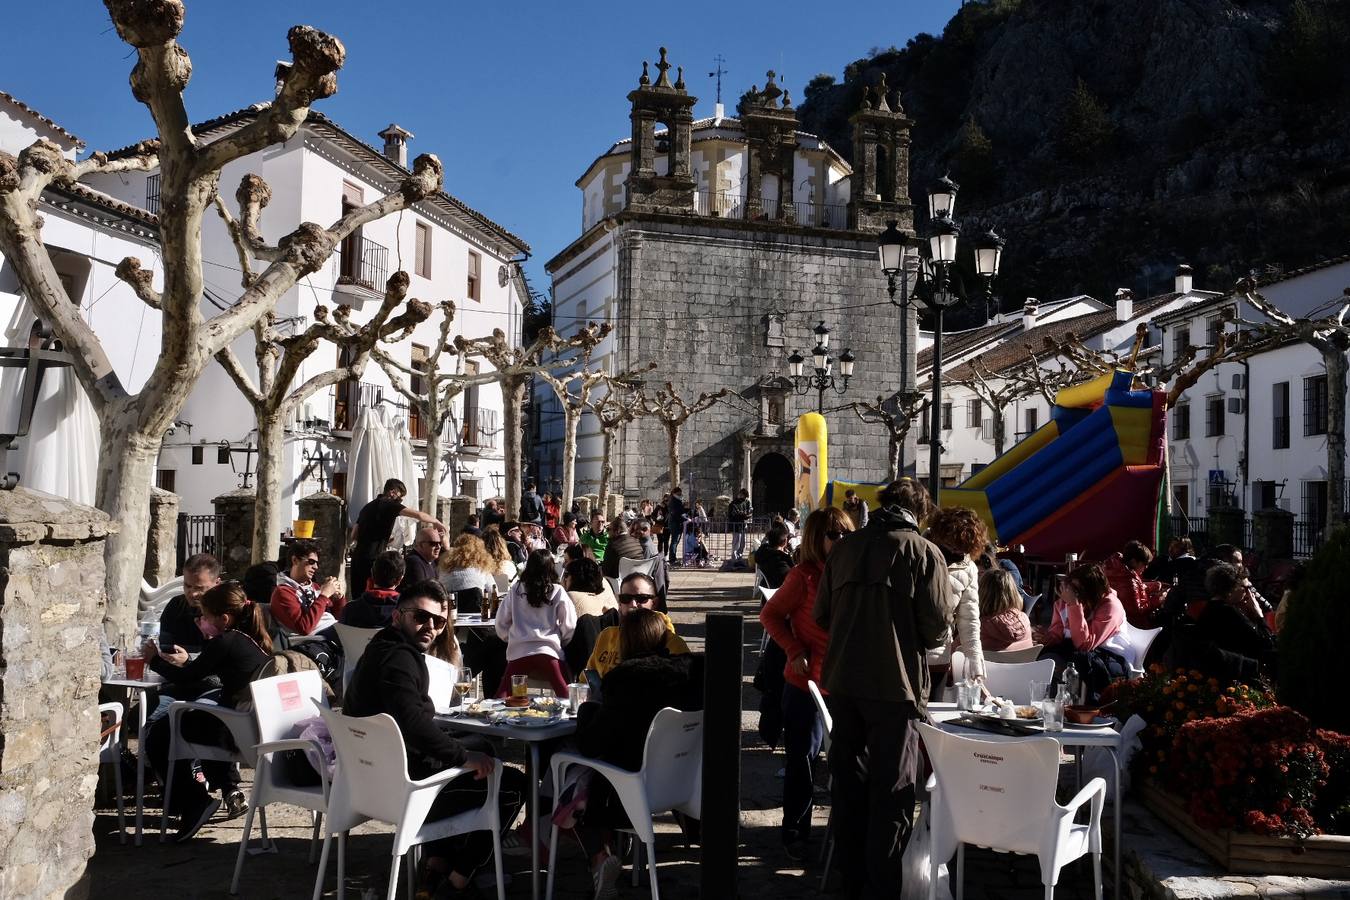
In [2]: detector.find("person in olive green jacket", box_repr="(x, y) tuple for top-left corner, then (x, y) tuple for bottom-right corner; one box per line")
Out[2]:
(813, 478), (953, 900)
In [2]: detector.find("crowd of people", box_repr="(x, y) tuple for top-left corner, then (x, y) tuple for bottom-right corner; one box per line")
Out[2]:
(111, 469), (1287, 899)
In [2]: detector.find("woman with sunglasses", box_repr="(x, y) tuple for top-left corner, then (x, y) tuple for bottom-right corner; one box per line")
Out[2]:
(758, 506), (855, 861)
(494, 549), (578, 697)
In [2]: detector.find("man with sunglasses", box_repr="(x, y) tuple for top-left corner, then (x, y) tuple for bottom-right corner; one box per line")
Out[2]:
(402, 525), (444, 593)
(584, 573), (688, 679)
(345, 580), (525, 898)
(271, 539), (346, 637)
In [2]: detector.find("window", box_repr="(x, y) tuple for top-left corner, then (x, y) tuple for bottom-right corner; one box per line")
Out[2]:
(1272, 382), (1290, 449)
(217, 445), (230, 465)
(767, 395), (785, 426)
(967, 398), (982, 428)
(1205, 395), (1225, 436)
(1302, 480), (1328, 528)
(331, 471), (347, 501)
(1173, 484), (1189, 515)
(1254, 480), (1278, 510)
(981, 416), (996, 442)
(145, 173), (161, 216)
(1206, 317), (1222, 347)
(191, 446), (203, 465)
(1025, 407), (1039, 434)
(466, 250), (481, 302)
(1303, 374), (1328, 436)
(1171, 324), (1190, 361)
(1171, 403), (1191, 440)
(462, 360), (480, 445)
(462, 479), (479, 501)
(155, 469), (176, 492)
(414, 222), (432, 278)
(409, 344), (429, 440)
(334, 346), (359, 430)
(918, 412), (930, 444)
(941, 402), (952, 431)
(338, 182), (364, 283)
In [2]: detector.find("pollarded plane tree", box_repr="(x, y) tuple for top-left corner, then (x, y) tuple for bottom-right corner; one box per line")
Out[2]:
(450, 323), (629, 517)
(535, 323), (656, 512)
(1237, 278), (1350, 522)
(587, 377), (650, 511)
(839, 391), (929, 482)
(0, 0), (445, 632)
(643, 383), (732, 495)
(213, 266), (430, 562)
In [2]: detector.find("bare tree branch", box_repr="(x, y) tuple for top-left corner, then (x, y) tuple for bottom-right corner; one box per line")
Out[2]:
(113, 257), (162, 310)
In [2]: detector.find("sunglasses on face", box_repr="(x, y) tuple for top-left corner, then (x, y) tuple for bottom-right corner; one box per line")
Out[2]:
(402, 607), (447, 629)
(825, 531), (845, 541)
(302, 557), (320, 566)
(419, 541), (443, 549)
(618, 593), (655, 606)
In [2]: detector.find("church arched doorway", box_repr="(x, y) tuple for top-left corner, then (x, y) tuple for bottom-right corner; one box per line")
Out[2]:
(752, 452), (794, 517)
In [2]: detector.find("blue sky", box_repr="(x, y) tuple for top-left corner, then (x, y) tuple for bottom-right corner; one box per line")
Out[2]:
(1, 1), (961, 293)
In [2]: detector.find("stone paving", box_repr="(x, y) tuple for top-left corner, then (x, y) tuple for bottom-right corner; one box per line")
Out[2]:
(85, 567), (1348, 899)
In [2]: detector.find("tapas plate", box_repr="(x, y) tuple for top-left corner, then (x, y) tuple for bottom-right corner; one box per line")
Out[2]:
(490, 706), (563, 727)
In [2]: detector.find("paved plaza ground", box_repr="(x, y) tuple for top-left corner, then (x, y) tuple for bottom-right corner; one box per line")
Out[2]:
(84, 569), (1162, 899)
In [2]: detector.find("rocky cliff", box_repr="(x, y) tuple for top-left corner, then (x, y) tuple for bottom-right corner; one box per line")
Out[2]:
(799, 0), (1350, 323)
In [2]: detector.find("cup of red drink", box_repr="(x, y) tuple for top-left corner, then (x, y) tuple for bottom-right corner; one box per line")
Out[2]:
(124, 655), (146, 680)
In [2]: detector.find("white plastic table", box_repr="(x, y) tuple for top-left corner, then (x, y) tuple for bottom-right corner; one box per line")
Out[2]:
(102, 675), (164, 846)
(928, 702), (1125, 900)
(436, 705), (577, 900)
(452, 612), (497, 632)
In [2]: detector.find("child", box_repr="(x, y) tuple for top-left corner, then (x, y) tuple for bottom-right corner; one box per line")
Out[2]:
(691, 525), (711, 568)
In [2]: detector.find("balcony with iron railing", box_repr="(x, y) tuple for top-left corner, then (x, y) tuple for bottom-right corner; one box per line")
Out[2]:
(333, 380), (385, 432)
(335, 234), (389, 299)
(690, 190), (848, 229)
(459, 406), (500, 452)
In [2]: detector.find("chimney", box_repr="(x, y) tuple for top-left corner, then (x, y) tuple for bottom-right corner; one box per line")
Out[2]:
(1022, 298), (1039, 331)
(377, 123), (414, 168)
(273, 61), (291, 97)
(1115, 288), (1134, 321)
(1175, 264), (1194, 294)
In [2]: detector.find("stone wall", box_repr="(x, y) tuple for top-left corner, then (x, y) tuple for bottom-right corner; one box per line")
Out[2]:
(297, 491), (345, 581)
(212, 489), (256, 579)
(443, 496), (475, 540)
(143, 487), (179, 586)
(614, 218), (911, 510)
(0, 488), (110, 900)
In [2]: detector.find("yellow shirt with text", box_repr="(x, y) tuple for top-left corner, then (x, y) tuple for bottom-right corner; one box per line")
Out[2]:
(585, 611), (689, 677)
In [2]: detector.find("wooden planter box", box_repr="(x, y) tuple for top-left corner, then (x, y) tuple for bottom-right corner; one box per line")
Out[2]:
(1139, 780), (1350, 878)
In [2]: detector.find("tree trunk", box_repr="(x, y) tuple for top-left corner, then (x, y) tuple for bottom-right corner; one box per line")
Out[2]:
(667, 422), (682, 492)
(887, 434), (902, 482)
(422, 415), (443, 516)
(251, 408), (287, 563)
(993, 406), (1007, 457)
(1324, 347), (1347, 523)
(598, 426), (615, 510)
(561, 406), (580, 512)
(502, 375), (524, 512)
(96, 411), (163, 639)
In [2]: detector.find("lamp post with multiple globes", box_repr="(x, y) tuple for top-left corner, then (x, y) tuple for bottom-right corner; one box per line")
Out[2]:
(787, 320), (856, 414)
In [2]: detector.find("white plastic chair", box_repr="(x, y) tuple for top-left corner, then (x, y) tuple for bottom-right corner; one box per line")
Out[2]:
(617, 555), (659, 582)
(230, 670), (330, 894)
(423, 654), (460, 715)
(546, 708), (703, 900)
(605, 576), (622, 598)
(807, 681), (834, 892)
(916, 723), (1105, 900)
(1114, 621), (1163, 676)
(756, 585), (778, 605)
(99, 701), (128, 843)
(139, 575), (185, 624)
(492, 571), (513, 598)
(333, 623), (380, 691)
(311, 706), (505, 900)
(984, 645), (1044, 665)
(951, 651), (1055, 705)
(159, 698), (260, 841)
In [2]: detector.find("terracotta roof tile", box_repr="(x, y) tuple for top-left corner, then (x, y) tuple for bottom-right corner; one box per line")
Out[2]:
(0, 90), (85, 148)
(44, 181), (158, 229)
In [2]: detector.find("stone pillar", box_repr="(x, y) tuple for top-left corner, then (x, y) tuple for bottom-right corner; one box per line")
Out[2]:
(212, 489), (257, 579)
(1207, 505), (1247, 550)
(297, 491), (346, 582)
(144, 486), (179, 586)
(445, 496), (475, 538)
(574, 495), (592, 518)
(0, 488), (110, 900)
(604, 492), (624, 520)
(1253, 508), (1295, 561)
(436, 497), (454, 527)
(713, 494), (731, 518)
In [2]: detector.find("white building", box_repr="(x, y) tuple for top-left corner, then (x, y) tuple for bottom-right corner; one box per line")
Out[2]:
(0, 91), (165, 503)
(84, 107), (530, 529)
(914, 273), (1222, 486)
(1152, 256), (1350, 532)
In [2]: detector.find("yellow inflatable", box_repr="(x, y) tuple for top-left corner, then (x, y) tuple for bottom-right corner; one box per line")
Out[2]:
(794, 413), (828, 512)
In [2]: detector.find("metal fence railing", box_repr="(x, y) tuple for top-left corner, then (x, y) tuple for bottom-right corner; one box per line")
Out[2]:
(666, 515), (773, 566)
(177, 513), (223, 573)
(337, 234), (389, 290)
(1292, 520), (1324, 559)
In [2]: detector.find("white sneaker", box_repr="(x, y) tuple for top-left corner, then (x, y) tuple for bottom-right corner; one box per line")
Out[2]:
(591, 853), (621, 900)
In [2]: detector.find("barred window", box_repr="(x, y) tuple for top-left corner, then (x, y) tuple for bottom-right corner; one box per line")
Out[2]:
(1172, 403), (1190, 440)
(1272, 382), (1290, 449)
(1303, 374), (1328, 436)
(1205, 396), (1225, 437)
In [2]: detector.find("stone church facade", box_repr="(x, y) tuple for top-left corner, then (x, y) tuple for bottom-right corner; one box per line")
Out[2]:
(538, 49), (918, 513)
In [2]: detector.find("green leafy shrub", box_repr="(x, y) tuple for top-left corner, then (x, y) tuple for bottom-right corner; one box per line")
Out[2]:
(1277, 524), (1350, 732)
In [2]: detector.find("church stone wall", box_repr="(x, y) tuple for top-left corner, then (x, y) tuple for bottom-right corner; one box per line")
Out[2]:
(616, 219), (915, 504)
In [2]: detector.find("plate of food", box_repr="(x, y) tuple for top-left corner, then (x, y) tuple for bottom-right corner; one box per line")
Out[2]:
(459, 700), (503, 719)
(490, 706), (564, 727)
(968, 698), (1043, 725)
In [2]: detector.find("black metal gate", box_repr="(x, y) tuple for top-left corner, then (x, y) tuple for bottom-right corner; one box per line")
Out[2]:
(177, 513), (223, 573)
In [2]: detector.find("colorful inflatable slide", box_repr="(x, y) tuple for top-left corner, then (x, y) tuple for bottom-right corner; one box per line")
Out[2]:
(941, 370), (1167, 560)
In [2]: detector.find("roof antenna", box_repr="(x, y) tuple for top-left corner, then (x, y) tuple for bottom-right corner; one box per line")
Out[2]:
(709, 54), (728, 122)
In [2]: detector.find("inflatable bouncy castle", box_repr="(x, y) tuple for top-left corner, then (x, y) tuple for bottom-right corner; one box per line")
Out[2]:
(941, 370), (1167, 560)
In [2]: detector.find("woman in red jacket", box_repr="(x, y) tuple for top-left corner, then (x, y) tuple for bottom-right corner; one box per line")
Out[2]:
(759, 505), (854, 861)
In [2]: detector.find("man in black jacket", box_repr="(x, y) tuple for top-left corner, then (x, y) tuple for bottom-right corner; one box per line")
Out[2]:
(345, 580), (525, 896)
(520, 481), (545, 525)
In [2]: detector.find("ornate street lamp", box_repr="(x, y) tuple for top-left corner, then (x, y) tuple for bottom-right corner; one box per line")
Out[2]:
(878, 219), (923, 475)
(928, 174), (959, 221)
(788, 322), (856, 414)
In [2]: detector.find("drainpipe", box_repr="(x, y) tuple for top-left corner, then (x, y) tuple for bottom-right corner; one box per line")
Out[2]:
(1243, 357), (1251, 510)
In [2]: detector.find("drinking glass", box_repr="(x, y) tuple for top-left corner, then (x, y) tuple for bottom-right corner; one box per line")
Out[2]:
(455, 668), (475, 705)
(511, 674), (529, 699)
(1029, 680), (1049, 707)
(569, 682), (590, 715)
(1041, 697), (1064, 731)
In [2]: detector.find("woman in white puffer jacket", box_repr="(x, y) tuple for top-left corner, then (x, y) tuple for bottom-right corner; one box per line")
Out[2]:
(925, 506), (990, 681)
